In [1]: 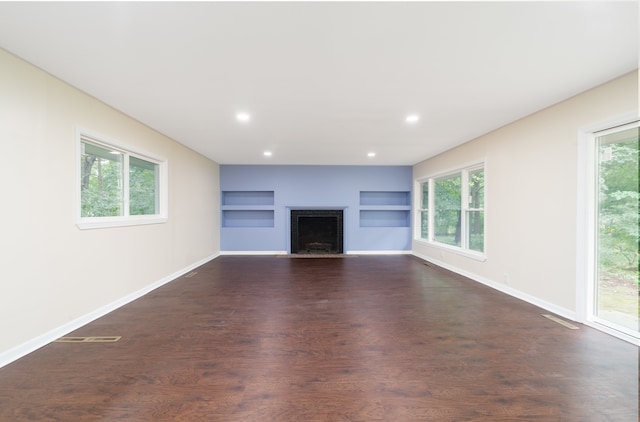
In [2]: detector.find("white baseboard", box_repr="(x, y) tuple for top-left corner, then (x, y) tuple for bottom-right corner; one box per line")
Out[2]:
(347, 250), (412, 255)
(0, 253), (220, 369)
(581, 320), (640, 346)
(220, 250), (412, 256)
(411, 251), (577, 321)
(219, 250), (288, 255)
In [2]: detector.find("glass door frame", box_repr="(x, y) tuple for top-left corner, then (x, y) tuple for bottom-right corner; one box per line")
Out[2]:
(577, 114), (639, 345)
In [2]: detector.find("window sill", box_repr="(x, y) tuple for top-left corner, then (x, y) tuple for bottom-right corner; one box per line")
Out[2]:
(414, 238), (487, 262)
(77, 216), (168, 230)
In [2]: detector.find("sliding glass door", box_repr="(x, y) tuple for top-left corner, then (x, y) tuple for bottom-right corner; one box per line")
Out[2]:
(594, 122), (639, 337)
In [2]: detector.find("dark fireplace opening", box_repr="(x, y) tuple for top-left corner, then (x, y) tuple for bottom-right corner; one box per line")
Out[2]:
(290, 210), (343, 254)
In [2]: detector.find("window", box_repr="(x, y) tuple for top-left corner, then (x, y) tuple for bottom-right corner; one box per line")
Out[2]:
(434, 173), (462, 247)
(417, 164), (485, 256)
(419, 181), (429, 239)
(77, 131), (167, 229)
(467, 168), (485, 253)
(129, 156), (160, 216)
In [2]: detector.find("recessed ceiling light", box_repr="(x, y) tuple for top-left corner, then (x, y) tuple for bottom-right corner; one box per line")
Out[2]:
(236, 112), (251, 122)
(367, 152), (376, 158)
(263, 151), (272, 157)
(405, 114), (419, 123)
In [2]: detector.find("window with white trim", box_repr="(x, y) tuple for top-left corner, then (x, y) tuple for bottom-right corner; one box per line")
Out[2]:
(77, 132), (167, 229)
(419, 179), (430, 240)
(418, 164), (484, 254)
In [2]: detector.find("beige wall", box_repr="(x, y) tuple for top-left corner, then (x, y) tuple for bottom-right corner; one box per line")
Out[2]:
(413, 71), (638, 317)
(0, 49), (220, 361)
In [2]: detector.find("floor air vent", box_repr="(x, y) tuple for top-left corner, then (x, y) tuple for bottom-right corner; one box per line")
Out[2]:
(541, 314), (579, 330)
(55, 336), (121, 343)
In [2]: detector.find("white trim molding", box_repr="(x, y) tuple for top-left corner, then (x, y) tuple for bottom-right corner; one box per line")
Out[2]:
(219, 250), (411, 256)
(412, 251), (577, 322)
(220, 250), (288, 256)
(347, 250), (412, 255)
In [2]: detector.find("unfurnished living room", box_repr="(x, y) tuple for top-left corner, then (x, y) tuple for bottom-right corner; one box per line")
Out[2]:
(0, 1), (638, 421)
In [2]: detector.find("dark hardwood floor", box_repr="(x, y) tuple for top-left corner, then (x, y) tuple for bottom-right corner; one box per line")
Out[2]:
(0, 255), (637, 421)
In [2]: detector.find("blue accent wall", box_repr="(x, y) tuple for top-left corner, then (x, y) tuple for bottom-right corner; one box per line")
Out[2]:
(220, 165), (413, 252)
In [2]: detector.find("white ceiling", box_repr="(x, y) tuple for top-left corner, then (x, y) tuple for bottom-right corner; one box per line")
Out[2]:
(0, 1), (637, 165)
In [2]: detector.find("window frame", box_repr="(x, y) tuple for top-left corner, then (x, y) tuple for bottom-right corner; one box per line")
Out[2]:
(584, 120), (639, 341)
(576, 116), (640, 345)
(465, 166), (485, 253)
(433, 172), (463, 247)
(76, 129), (168, 230)
(415, 162), (486, 261)
(418, 178), (431, 241)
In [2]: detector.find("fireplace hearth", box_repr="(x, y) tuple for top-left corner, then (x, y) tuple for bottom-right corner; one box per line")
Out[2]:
(290, 210), (343, 254)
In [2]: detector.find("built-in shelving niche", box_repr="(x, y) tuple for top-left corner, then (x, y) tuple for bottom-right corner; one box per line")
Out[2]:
(221, 191), (275, 228)
(359, 191), (411, 228)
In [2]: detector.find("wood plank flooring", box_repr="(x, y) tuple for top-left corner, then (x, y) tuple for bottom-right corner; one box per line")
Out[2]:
(0, 255), (637, 421)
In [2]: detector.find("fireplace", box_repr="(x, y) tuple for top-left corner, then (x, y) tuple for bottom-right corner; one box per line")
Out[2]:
(290, 209), (344, 254)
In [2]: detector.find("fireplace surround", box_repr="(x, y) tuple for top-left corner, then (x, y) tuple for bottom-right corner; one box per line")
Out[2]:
(290, 209), (344, 254)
